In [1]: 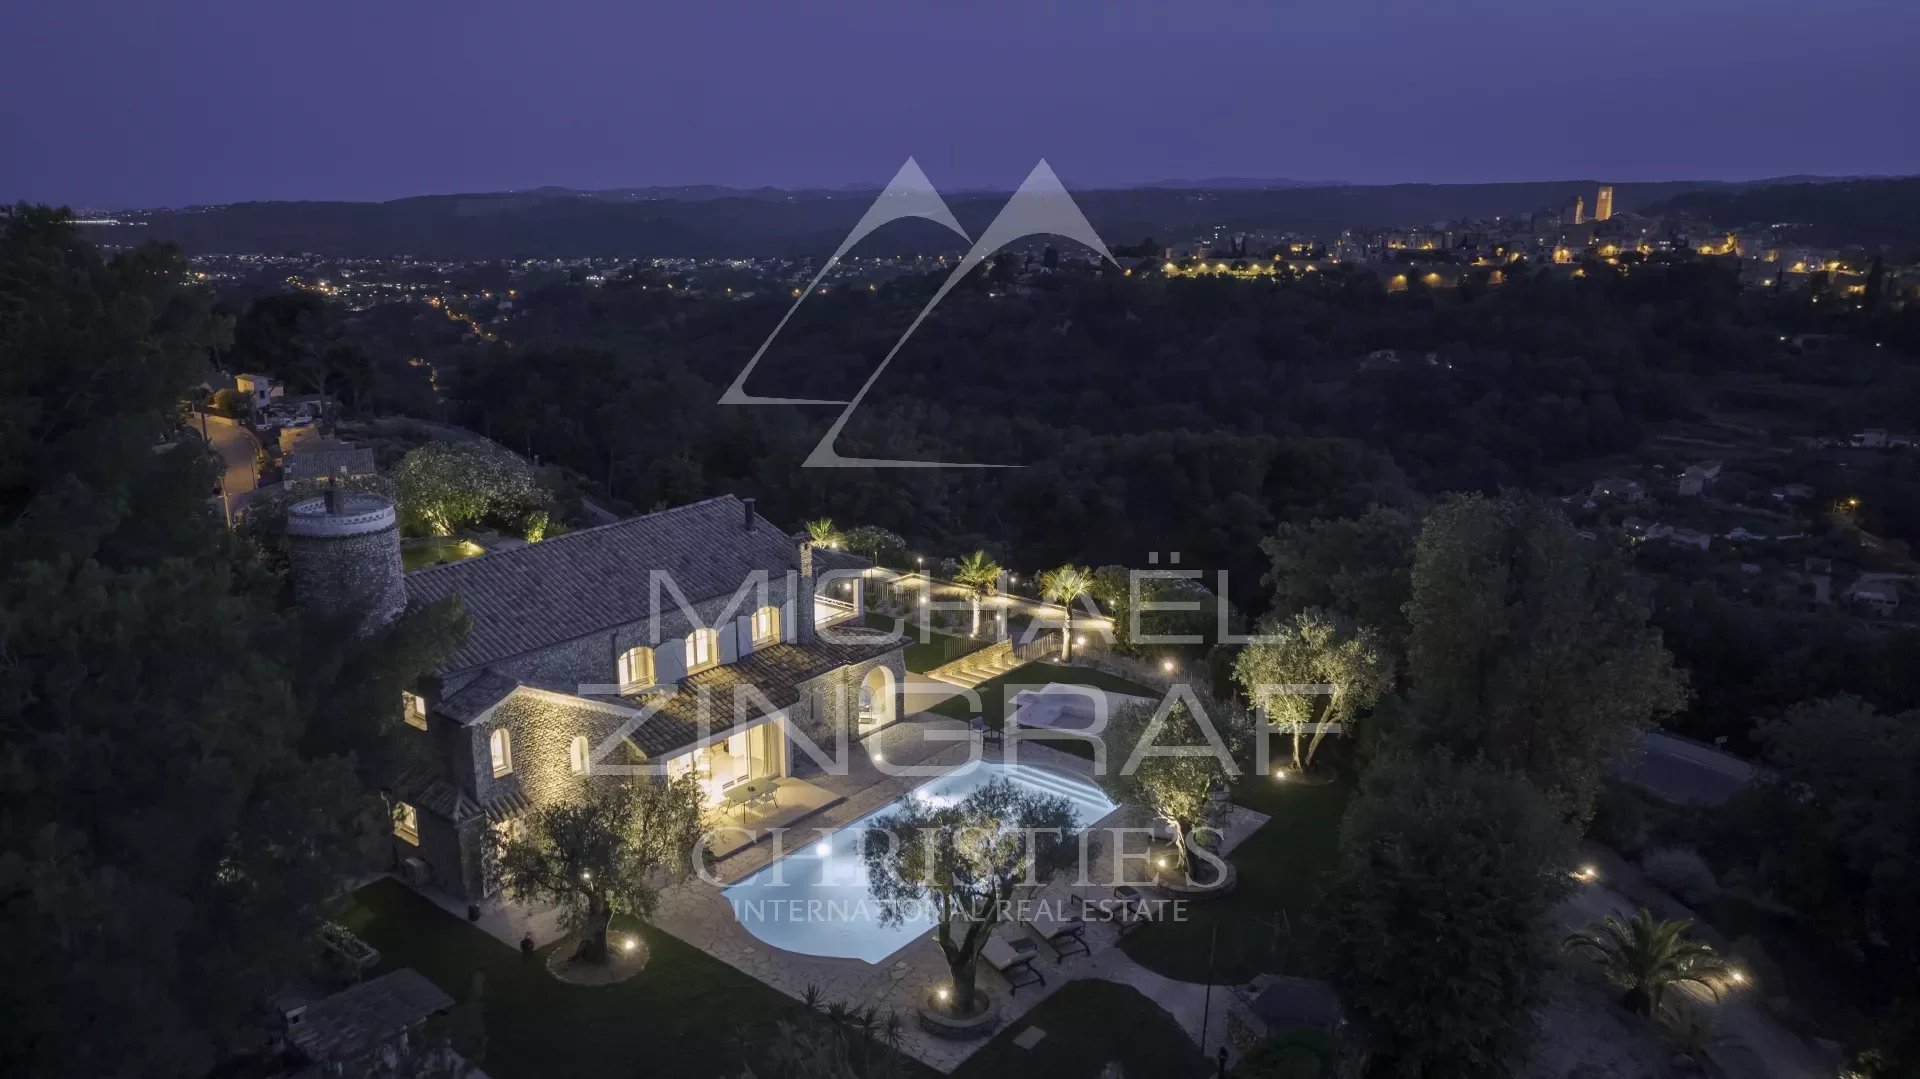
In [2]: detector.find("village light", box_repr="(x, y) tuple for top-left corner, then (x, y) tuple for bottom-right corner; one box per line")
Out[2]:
(1729, 969), (1747, 985)
(622, 936), (637, 954)
(937, 986), (951, 1002)
(1273, 768), (1288, 781)
(1572, 864), (1599, 883)
(1161, 658), (1176, 673)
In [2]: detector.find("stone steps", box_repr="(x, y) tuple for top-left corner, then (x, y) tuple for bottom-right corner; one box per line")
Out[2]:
(931, 639), (1023, 689)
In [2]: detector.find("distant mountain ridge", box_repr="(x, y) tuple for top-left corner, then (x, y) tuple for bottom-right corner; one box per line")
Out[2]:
(67, 176), (1885, 259)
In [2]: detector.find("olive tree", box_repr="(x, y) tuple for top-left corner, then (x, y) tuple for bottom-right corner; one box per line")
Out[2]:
(860, 778), (1078, 1015)
(1232, 609), (1390, 773)
(1100, 697), (1237, 875)
(496, 777), (704, 962)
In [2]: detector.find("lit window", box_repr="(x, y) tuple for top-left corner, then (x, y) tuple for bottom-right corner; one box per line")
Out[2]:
(569, 735), (590, 775)
(402, 691), (428, 730)
(751, 605), (780, 644)
(393, 801), (419, 844)
(489, 728), (512, 778)
(686, 628), (716, 671)
(618, 646), (655, 689)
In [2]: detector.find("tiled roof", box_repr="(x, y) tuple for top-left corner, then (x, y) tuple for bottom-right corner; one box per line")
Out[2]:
(405, 495), (805, 673)
(811, 546), (873, 577)
(482, 785), (535, 824)
(287, 968), (452, 1063)
(391, 764), (483, 824)
(285, 445), (377, 483)
(608, 629), (903, 758)
(435, 670), (519, 724)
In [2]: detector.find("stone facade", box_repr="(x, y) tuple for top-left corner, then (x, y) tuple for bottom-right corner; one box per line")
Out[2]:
(473, 691), (637, 811)
(789, 650), (906, 770)
(285, 494), (406, 628)
(439, 572), (809, 699)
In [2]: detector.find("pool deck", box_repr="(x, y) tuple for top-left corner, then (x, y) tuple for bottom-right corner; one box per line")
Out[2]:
(646, 710), (1271, 1073)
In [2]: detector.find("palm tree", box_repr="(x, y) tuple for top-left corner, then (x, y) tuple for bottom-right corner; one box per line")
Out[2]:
(1038, 565), (1094, 661)
(804, 518), (841, 549)
(952, 550), (1003, 637)
(1563, 908), (1730, 1017)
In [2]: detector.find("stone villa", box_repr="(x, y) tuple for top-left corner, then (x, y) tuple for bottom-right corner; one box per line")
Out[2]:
(286, 491), (905, 899)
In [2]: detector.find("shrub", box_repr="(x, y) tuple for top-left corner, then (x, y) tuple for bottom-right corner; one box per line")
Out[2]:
(1642, 848), (1719, 905)
(1589, 784), (1648, 854)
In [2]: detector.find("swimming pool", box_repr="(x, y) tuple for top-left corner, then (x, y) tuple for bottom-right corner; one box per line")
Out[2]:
(722, 760), (1117, 963)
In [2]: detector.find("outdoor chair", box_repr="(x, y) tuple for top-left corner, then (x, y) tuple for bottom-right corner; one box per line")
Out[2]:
(1023, 905), (1090, 958)
(982, 932), (1044, 994)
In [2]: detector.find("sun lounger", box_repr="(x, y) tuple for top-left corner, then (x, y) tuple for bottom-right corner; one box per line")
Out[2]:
(1024, 906), (1089, 958)
(982, 933), (1044, 993)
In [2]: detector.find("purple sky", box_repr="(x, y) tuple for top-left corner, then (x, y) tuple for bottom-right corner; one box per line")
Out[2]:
(4, 0), (1916, 208)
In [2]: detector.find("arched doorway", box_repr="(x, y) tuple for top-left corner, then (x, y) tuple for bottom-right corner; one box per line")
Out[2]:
(858, 666), (897, 735)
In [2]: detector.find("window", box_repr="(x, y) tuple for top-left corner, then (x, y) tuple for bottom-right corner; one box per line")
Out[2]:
(751, 605), (780, 644)
(686, 627), (717, 671)
(568, 735), (590, 775)
(489, 728), (513, 778)
(393, 801), (419, 844)
(402, 691), (428, 730)
(617, 646), (655, 689)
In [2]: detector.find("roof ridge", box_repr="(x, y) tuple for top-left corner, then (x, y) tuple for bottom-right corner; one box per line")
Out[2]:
(405, 492), (759, 581)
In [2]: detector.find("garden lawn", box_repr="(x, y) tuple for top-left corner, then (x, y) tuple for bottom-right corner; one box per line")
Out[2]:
(952, 980), (1210, 1079)
(863, 612), (992, 674)
(336, 877), (933, 1079)
(1118, 774), (1352, 984)
(925, 662), (1159, 759)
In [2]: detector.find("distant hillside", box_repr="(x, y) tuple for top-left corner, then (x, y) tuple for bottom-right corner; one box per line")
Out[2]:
(78, 179), (1774, 258)
(1646, 177), (1920, 250)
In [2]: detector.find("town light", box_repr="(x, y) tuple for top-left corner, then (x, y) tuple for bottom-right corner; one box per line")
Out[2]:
(1273, 768), (1288, 781)
(1572, 864), (1599, 883)
(937, 986), (951, 1002)
(1729, 969), (1747, 985)
(1161, 658), (1176, 673)
(622, 936), (637, 954)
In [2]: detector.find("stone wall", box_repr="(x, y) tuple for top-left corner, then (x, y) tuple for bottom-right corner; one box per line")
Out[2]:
(288, 522), (405, 626)
(791, 650), (906, 761)
(473, 692), (639, 810)
(471, 573), (806, 694)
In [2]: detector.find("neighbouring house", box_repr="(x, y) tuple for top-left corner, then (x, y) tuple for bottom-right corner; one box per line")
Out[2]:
(1850, 429), (1912, 449)
(1591, 476), (1647, 502)
(284, 439), (378, 484)
(277, 967), (455, 1076)
(285, 493), (904, 900)
(1846, 574), (1904, 617)
(236, 372), (283, 411)
(1621, 516), (1652, 539)
(1771, 482), (1815, 502)
(1665, 527), (1713, 552)
(1677, 460), (1723, 497)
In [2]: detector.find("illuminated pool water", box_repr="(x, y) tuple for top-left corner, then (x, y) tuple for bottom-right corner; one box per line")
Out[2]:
(721, 760), (1117, 963)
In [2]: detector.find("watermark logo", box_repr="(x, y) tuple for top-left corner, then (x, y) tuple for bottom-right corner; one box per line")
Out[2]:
(719, 157), (1115, 467)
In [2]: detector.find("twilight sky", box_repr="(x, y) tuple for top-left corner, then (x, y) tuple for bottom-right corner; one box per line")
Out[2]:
(4, 0), (1917, 208)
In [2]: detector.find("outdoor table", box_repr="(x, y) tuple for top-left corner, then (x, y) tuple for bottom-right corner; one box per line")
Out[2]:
(720, 777), (778, 818)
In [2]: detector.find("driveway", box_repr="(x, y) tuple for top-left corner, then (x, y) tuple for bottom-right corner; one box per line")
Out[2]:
(203, 419), (260, 514)
(1613, 731), (1758, 806)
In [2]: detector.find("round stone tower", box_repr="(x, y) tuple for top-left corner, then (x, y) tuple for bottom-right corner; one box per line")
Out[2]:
(285, 488), (406, 629)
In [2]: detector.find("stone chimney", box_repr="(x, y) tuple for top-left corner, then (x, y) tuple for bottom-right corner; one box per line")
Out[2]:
(742, 497), (756, 532)
(795, 537), (817, 644)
